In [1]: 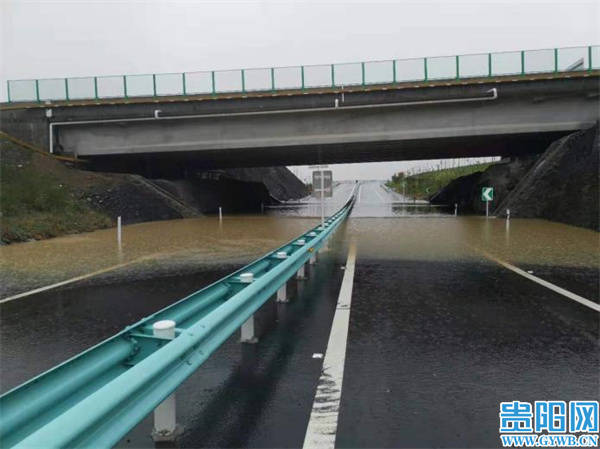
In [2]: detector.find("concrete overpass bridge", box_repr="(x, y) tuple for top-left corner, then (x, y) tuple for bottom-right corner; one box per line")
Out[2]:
(1, 46), (598, 171)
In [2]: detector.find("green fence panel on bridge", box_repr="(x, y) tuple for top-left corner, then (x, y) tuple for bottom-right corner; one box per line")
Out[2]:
(96, 75), (126, 99)
(6, 79), (37, 102)
(524, 48), (555, 73)
(66, 77), (96, 100)
(184, 71), (213, 95)
(273, 66), (303, 90)
(38, 78), (67, 101)
(457, 53), (489, 78)
(214, 69), (243, 93)
(490, 50), (522, 76)
(154, 73), (184, 96)
(125, 74), (154, 97)
(394, 57), (426, 83)
(333, 62), (363, 86)
(243, 67), (272, 91)
(427, 55), (457, 80)
(6, 45), (599, 103)
(303, 64), (332, 88)
(364, 60), (394, 84)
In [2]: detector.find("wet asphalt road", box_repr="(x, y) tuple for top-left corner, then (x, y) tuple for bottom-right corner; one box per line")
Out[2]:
(1, 180), (598, 448)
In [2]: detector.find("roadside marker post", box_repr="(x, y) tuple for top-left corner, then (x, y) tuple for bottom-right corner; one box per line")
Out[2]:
(481, 187), (494, 217)
(117, 216), (122, 247)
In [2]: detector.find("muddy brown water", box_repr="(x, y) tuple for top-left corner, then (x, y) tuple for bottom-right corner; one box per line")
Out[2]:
(0, 180), (598, 448)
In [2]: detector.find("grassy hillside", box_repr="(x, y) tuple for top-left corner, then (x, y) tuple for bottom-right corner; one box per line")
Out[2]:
(386, 163), (493, 200)
(1, 140), (112, 243)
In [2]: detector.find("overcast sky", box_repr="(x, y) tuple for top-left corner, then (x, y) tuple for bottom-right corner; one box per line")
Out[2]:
(1, 0), (598, 180)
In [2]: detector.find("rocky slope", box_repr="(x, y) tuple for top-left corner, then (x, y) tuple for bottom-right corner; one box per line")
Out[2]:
(495, 124), (598, 230)
(1, 139), (307, 242)
(429, 156), (538, 214)
(430, 124), (599, 231)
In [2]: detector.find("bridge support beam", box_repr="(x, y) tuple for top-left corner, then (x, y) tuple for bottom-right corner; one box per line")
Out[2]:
(152, 320), (182, 442)
(240, 315), (258, 343)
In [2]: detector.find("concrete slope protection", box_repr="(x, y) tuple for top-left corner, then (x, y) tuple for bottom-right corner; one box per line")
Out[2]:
(0, 191), (355, 449)
(495, 123), (599, 230)
(431, 123), (599, 230)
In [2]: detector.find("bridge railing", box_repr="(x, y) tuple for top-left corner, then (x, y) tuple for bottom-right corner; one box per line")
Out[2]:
(6, 45), (599, 103)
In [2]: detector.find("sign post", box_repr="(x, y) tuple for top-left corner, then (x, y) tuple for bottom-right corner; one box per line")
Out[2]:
(481, 187), (494, 217)
(311, 166), (332, 230)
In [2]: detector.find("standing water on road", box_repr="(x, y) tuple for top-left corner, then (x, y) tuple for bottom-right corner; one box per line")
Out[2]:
(1, 180), (597, 448)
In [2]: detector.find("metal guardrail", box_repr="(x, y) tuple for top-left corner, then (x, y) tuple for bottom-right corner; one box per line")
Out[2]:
(0, 191), (355, 448)
(6, 45), (599, 103)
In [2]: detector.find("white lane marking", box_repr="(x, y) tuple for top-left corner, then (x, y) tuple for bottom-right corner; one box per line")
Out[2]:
(476, 248), (600, 313)
(303, 241), (357, 449)
(374, 184), (386, 202)
(0, 257), (149, 304)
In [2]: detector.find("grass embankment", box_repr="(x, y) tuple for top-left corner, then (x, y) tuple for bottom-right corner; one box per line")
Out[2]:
(386, 163), (492, 200)
(1, 140), (112, 243)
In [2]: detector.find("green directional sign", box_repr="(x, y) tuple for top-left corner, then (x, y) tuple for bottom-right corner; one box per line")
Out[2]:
(481, 187), (494, 202)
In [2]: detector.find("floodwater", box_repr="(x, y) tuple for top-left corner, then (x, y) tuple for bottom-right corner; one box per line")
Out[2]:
(0, 180), (598, 448)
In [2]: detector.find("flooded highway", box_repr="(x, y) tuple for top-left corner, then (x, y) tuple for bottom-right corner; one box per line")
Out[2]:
(1, 181), (598, 448)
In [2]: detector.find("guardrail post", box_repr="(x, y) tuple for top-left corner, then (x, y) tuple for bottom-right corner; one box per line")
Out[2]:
(296, 264), (306, 280)
(182, 72), (187, 95)
(35, 79), (40, 102)
(301, 66), (305, 90)
(211, 71), (216, 95)
(520, 50), (525, 75)
(275, 252), (289, 302)
(488, 53), (492, 77)
(64, 79), (69, 101)
(309, 249), (317, 265)
(152, 320), (181, 442)
(94, 76), (99, 99)
(6, 81), (11, 103)
(240, 273), (258, 343)
(588, 46), (593, 71)
(277, 283), (287, 302)
(423, 58), (428, 81)
(294, 239), (307, 279)
(392, 60), (397, 83)
(152, 74), (157, 96)
(554, 48), (558, 72)
(241, 69), (245, 93)
(123, 75), (128, 98)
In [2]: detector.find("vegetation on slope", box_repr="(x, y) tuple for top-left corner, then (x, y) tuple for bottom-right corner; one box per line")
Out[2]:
(386, 163), (493, 200)
(0, 140), (112, 243)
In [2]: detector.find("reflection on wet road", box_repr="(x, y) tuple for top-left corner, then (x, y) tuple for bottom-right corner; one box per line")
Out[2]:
(1, 180), (598, 448)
